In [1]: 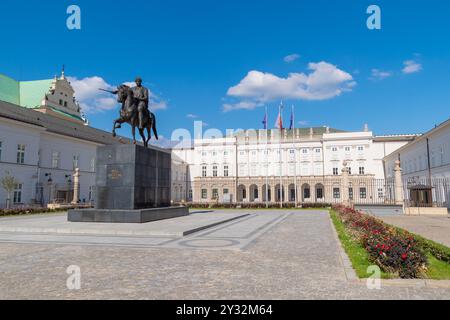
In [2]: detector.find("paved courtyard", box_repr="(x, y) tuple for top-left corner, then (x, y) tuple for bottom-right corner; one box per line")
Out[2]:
(0, 210), (449, 300)
(379, 214), (450, 247)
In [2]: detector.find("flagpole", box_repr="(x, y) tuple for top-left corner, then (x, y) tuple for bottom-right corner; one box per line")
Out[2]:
(265, 105), (269, 209)
(279, 102), (283, 209)
(292, 105), (298, 208)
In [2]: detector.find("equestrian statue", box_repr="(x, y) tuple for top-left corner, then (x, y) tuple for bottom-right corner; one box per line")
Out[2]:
(100, 77), (159, 148)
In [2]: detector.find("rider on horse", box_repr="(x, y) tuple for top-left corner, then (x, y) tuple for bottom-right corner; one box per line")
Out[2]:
(132, 77), (149, 130)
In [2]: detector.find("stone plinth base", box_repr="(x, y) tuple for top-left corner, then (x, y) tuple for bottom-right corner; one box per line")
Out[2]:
(404, 207), (449, 216)
(68, 206), (189, 224)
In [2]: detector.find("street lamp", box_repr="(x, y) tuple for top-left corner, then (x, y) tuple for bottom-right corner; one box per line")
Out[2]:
(65, 174), (72, 203)
(45, 173), (53, 204)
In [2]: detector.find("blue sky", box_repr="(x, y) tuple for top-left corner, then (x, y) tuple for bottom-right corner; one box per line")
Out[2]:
(1, 0), (450, 141)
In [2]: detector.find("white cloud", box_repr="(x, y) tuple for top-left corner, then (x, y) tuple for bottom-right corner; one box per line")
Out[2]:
(68, 76), (117, 113)
(284, 54), (300, 63)
(223, 101), (260, 112)
(370, 69), (392, 81)
(402, 60), (422, 74)
(224, 61), (355, 112)
(68, 76), (168, 114)
(186, 113), (198, 119)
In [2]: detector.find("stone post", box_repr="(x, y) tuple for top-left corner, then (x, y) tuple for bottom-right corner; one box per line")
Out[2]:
(341, 161), (350, 207)
(394, 160), (404, 206)
(71, 168), (80, 205)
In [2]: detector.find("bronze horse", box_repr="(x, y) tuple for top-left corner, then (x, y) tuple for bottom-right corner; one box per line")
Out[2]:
(112, 85), (159, 147)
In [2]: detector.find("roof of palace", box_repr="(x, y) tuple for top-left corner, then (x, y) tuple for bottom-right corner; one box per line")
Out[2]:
(0, 99), (124, 145)
(232, 127), (347, 138)
(0, 74), (53, 108)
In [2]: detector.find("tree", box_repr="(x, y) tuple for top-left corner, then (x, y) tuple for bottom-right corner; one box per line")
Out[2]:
(1, 171), (19, 209)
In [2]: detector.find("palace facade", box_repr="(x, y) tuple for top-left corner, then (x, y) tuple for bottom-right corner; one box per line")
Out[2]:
(172, 128), (417, 205)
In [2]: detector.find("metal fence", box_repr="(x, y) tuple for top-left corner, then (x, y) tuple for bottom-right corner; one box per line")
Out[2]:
(403, 177), (450, 208)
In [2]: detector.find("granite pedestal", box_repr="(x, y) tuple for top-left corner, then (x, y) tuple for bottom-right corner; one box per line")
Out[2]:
(68, 144), (189, 223)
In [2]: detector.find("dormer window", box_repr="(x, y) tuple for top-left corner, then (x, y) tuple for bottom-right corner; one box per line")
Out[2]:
(59, 99), (63, 106)
(64, 101), (68, 107)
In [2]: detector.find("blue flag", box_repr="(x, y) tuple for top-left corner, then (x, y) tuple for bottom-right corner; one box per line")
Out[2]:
(262, 111), (267, 129)
(289, 106), (294, 130)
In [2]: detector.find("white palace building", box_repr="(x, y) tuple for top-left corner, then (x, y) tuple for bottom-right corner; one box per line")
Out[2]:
(1, 70), (449, 210)
(172, 128), (418, 206)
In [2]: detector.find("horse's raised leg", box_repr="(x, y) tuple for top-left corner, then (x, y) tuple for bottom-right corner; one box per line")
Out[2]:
(112, 120), (121, 137)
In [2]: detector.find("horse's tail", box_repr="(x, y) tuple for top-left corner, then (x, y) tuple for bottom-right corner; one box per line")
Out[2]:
(151, 113), (159, 140)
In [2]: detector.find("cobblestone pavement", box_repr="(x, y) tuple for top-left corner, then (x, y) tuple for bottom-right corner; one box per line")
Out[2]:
(0, 210), (449, 300)
(379, 215), (450, 247)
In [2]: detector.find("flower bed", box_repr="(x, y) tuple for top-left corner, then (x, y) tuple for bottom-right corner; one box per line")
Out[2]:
(333, 205), (428, 279)
(0, 207), (74, 217)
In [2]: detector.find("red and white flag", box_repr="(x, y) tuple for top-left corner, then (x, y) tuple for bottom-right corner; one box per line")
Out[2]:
(274, 101), (284, 129)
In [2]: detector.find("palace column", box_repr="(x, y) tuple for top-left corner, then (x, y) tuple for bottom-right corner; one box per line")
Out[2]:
(394, 160), (404, 206)
(341, 161), (350, 206)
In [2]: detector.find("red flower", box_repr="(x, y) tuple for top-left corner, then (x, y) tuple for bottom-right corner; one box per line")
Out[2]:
(401, 254), (408, 261)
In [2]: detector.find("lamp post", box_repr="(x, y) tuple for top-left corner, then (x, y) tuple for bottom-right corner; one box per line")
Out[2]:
(45, 173), (53, 204)
(65, 174), (72, 203)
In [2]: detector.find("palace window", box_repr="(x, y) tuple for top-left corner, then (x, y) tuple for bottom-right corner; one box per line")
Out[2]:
(303, 187), (310, 199)
(288, 164), (295, 176)
(213, 165), (218, 177)
(360, 187), (367, 199)
(250, 165), (258, 176)
(201, 189), (207, 199)
(223, 189), (229, 195)
(16, 144), (25, 164)
(359, 167), (365, 175)
(302, 149), (308, 154)
(345, 146), (351, 152)
(316, 187), (323, 199)
(348, 167), (352, 175)
(315, 149), (321, 153)
(358, 146), (364, 152)
(349, 188), (354, 200)
(224, 151), (229, 156)
(13, 183), (23, 204)
(333, 168), (339, 175)
(333, 188), (341, 199)
(188, 189), (193, 200)
(224, 165), (229, 177)
(212, 189), (219, 199)
(332, 147), (338, 152)
(52, 152), (60, 169)
(90, 158), (96, 172)
(202, 166), (207, 177)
